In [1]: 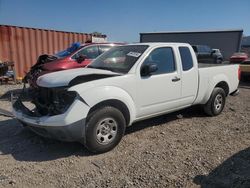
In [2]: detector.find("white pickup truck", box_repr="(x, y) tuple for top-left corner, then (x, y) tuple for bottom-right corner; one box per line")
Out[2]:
(13, 43), (240, 153)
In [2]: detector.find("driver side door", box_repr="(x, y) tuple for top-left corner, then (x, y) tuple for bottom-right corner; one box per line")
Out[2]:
(136, 47), (182, 118)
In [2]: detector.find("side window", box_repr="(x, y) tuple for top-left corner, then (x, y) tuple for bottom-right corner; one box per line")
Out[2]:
(99, 45), (112, 54)
(142, 47), (175, 75)
(179, 47), (194, 71)
(202, 46), (211, 53)
(206, 46), (212, 53)
(197, 45), (203, 53)
(72, 46), (99, 59)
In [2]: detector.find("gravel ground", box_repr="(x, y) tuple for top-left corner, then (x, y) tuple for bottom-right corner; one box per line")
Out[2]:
(0, 82), (250, 188)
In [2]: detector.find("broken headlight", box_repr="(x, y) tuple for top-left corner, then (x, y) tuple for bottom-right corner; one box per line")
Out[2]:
(50, 90), (77, 115)
(34, 88), (77, 116)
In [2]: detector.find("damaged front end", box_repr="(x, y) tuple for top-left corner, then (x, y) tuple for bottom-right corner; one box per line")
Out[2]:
(12, 85), (89, 142)
(13, 85), (77, 117)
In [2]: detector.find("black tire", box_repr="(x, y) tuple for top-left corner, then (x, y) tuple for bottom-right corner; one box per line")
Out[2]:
(84, 106), (126, 154)
(203, 87), (226, 116)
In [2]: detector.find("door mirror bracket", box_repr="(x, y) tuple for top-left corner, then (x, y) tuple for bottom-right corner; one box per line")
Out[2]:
(141, 63), (158, 77)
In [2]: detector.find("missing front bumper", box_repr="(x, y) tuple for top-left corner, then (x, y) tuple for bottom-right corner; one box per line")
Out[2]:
(12, 91), (90, 142)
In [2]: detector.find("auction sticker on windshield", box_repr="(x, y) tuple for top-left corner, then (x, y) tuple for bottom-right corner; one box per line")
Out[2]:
(127, 52), (141, 58)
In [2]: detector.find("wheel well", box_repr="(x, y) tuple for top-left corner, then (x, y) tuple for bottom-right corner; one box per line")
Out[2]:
(215, 81), (229, 96)
(87, 99), (130, 126)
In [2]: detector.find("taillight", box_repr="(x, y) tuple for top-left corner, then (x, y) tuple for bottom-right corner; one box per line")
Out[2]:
(238, 66), (241, 80)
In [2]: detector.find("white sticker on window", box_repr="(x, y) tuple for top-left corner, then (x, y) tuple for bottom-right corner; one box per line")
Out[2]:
(127, 52), (141, 58)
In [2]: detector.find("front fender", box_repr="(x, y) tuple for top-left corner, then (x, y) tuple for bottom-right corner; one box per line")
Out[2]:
(70, 86), (136, 125)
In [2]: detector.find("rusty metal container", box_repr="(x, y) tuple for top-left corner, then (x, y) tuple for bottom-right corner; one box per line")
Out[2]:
(0, 25), (100, 78)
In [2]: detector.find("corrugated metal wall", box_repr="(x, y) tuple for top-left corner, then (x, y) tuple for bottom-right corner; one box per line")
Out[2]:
(0, 25), (93, 78)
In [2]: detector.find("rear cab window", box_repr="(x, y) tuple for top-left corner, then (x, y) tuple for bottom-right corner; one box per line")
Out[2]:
(179, 47), (194, 71)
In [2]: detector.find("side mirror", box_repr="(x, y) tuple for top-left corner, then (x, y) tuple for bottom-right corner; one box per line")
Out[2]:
(76, 55), (87, 64)
(141, 63), (158, 77)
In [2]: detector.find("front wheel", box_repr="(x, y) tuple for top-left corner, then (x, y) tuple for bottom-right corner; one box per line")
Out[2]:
(84, 106), (126, 154)
(203, 87), (226, 116)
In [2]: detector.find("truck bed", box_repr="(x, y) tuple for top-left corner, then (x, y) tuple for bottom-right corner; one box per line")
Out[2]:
(198, 62), (231, 68)
(194, 62), (239, 105)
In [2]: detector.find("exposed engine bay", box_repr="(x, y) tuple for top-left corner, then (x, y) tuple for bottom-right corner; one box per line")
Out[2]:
(14, 72), (118, 117)
(13, 84), (77, 117)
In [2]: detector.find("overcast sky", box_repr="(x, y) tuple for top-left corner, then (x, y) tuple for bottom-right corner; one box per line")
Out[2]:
(0, 0), (249, 42)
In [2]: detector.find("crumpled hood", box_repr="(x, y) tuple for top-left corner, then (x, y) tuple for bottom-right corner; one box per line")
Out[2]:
(37, 68), (121, 87)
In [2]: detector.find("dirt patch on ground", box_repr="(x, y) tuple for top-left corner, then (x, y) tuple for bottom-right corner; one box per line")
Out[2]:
(0, 82), (250, 187)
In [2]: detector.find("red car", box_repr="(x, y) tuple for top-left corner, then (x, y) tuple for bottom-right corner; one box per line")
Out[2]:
(25, 42), (123, 87)
(230, 52), (249, 63)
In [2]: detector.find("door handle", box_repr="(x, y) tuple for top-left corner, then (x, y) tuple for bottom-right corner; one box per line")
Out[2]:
(172, 77), (181, 82)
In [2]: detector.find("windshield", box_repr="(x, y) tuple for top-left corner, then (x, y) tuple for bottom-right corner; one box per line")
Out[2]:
(87, 45), (149, 73)
(55, 42), (81, 58)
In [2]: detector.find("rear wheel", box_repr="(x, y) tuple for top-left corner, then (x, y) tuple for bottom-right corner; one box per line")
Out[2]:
(203, 87), (226, 116)
(84, 106), (126, 153)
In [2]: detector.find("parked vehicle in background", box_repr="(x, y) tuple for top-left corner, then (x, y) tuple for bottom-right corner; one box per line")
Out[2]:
(240, 59), (250, 80)
(230, 52), (249, 63)
(212, 48), (223, 61)
(13, 43), (239, 153)
(24, 42), (123, 87)
(229, 52), (250, 80)
(192, 45), (223, 64)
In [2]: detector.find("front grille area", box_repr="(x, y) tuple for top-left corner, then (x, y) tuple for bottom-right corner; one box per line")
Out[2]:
(32, 87), (77, 116)
(13, 86), (77, 117)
